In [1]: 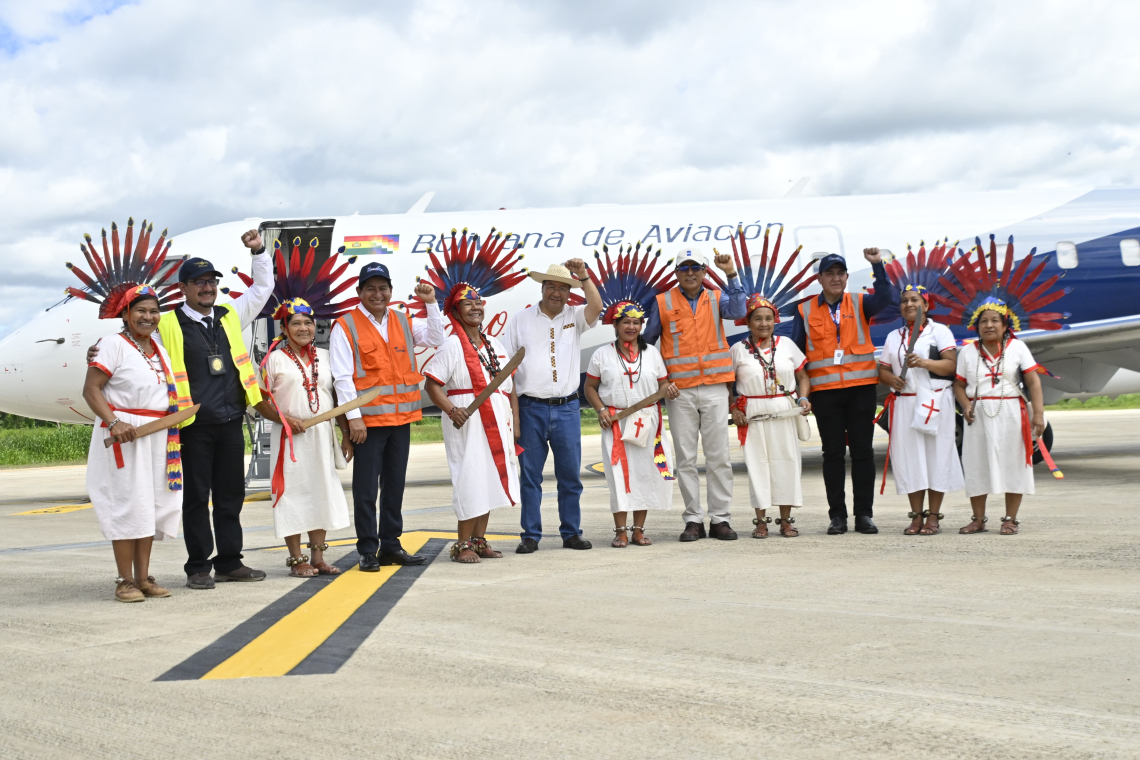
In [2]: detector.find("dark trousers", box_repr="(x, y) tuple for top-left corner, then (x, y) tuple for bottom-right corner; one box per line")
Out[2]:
(352, 423), (411, 556)
(811, 384), (878, 521)
(180, 417), (247, 576)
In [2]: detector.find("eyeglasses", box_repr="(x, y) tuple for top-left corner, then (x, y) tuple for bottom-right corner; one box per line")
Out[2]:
(676, 264), (706, 273)
(189, 278), (219, 288)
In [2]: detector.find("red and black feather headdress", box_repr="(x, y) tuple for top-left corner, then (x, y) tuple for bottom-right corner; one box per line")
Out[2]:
(710, 224), (816, 326)
(586, 241), (676, 324)
(408, 227), (528, 318)
(225, 236), (360, 320)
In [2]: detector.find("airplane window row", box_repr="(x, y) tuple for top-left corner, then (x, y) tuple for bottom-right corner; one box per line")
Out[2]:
(1056, 238), (1140, 269)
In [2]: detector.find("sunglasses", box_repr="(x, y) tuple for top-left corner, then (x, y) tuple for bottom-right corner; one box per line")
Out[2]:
(676, 264), (706, 273)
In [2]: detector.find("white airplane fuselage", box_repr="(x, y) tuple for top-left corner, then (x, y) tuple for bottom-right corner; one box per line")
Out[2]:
(4, 186), (1140, 424)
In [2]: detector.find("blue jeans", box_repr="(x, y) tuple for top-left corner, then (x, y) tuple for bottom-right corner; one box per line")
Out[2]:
(517, 396), (584, 542)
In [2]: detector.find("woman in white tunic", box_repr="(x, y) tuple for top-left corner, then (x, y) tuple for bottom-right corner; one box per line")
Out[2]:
(424, 290), (521, 564)
(83, 286), (184, 603)
(255, 298), (351, 577)
(729, 295), (812, 538)
(953, 307), (1045, 534)
(584, 305), (679, 547)
(878, 287), (963, 535)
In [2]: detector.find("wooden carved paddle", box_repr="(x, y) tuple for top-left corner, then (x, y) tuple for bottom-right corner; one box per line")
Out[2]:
(898, 304), (925, 382)
(454, 347), (526, 429)
(611, 387), (668, 423)
(300, 387), (381, 430)
(103, 404), (201, 448)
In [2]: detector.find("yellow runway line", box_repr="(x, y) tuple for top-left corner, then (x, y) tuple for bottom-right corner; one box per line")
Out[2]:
(201, 531), (513, 680)
(11, 504), (93, 515)
(260, 532), (516, 551)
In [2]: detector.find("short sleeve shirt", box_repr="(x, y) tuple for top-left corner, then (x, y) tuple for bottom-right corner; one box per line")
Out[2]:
(503, 303), (597, 398)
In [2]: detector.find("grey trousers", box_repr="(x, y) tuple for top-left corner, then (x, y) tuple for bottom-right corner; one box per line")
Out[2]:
(666, 382), (734, 525)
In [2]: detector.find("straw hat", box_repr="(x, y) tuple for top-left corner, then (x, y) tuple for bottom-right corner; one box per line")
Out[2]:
(527, 263), (583, 289)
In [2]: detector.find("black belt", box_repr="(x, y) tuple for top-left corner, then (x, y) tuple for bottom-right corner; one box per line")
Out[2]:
(522, 392), (578, 406)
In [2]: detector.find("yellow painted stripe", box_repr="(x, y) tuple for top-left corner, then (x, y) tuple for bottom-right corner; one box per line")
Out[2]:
(261, 533), (515, 551)
(202, 531), (508, 680)
(12, 504), (93, 515)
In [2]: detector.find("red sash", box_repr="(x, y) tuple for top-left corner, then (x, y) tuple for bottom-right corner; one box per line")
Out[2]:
(102, 406), (168, 469)
(875, 393), (916, 494)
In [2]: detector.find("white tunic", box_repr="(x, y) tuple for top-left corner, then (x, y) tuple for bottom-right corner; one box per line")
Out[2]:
(423, 334), (520, 520)
(264, 347), (351, 538)
(586, 343), (675, 513)
(731, 337), (805, 510)
(957, 338), (1039, 497)
(85, 333), (182, 541)
(879, 321), (964, 495)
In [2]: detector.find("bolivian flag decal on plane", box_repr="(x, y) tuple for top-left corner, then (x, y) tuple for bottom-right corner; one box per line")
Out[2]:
(343, 234), (398, 255)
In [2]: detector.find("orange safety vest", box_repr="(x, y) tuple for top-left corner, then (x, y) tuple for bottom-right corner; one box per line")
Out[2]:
(655, 287), (734, 388)
(335, 308), (424, 426)
(798, 293), (878, 392)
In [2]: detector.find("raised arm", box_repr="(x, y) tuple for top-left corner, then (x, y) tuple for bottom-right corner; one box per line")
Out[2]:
(712, 250), (746, 320)
(565, 259), (603, 326)
(859, 247), (891, 320)
(234, 229), (274, 330)
(410, 281), (445, 347)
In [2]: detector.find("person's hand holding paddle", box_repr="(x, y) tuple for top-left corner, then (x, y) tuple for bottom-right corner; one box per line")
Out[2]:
(598, 407), (614, 430)
(449, 406), (471, 429)
(109, 419), (138, 445)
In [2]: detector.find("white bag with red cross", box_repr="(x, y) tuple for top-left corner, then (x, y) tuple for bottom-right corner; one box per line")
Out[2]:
(910, 385), (942, 435)
(620, 407), (655, 447)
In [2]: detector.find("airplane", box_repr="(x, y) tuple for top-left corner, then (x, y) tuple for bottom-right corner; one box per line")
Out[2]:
(3, 185), (1140, 461)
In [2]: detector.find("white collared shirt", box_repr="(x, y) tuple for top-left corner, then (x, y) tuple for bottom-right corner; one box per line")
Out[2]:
(153, 250), (274, 347)
(329, 303), (445, 419)
(503, 303), (597, 399)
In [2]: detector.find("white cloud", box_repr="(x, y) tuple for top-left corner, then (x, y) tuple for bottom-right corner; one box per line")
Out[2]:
(1, 0), (1139, 332)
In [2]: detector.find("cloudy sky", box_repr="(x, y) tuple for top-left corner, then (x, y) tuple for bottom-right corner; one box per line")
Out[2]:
(1, 0), (1137, 333)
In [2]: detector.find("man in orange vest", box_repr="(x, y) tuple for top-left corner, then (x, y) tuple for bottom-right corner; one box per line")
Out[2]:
(643, 248), (746, 541)
(330, 262), (445, 570)
(789, 249), (891, 535)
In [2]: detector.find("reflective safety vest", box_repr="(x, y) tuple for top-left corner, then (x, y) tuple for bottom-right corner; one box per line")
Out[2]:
(336, 308), (424, 426)
(798, 293), (878, 392)
(157, 304), (262, 428)
(655, 287), (734, 388)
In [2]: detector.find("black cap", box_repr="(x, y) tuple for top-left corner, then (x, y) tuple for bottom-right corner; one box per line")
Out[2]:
(179, 257), (224, 283)
(358, 261), (391, 285)
(816, 253), (847, 274)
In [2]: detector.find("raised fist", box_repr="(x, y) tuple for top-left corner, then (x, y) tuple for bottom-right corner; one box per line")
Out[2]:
(564, 258), (588, 279)
(863, 247), (883, 264)
(713, 251), (737, 277)
(241, 230), (263, 252)
(414, 281), (437, 304)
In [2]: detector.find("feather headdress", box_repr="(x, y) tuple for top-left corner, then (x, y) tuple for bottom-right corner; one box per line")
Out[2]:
(225, 236), (359, 320)
(409, 227), (528, 317)
(63, 218), (183, 318)
(709, 224), (816, 326)
(586, 241), (676, 325)
(930, 235), (1071, 332)
(871, 238), (959, 325)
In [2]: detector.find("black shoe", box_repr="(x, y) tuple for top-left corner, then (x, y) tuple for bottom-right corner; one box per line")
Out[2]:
(378, 547), (426, 566)
(854, 516), (878, 534)
(708, 521), (738, 540)
(214, 566), (266, 582)
(827, 518), (848, 535)
(186, 572), (215, 590)
(679, 522), (706, 542)
(358, 552), (381, 572)
(516, 538), (539, 554)
(562, 534), (593, 550)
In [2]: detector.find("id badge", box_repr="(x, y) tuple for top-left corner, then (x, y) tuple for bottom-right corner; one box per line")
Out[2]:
(833, 349), (844, 363)
(207, 354), (226, 376)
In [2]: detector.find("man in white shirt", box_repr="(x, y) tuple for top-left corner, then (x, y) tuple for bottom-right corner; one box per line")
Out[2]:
(329, 261), (445, 570)
(502, 260), (603, 553)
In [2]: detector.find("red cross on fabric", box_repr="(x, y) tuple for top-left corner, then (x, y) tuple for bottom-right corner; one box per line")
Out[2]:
(633, 417), (645, 438)
(921, 399), (939, 424)
(985, 365), (1002, 388)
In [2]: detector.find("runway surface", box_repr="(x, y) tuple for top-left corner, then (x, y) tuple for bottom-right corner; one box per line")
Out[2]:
(1, 409), (1138, 759)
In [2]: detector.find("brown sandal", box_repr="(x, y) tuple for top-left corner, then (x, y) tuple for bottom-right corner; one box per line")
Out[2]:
(1000, 516), (1020, 535)
(904, 511), (924, 535)
(471, 536), (503, 558)
(450, 540), (480, 563)
(774, 517), (799, 537)
(286, 555), (318, 577)
(611, 526), (629, 548)
(630, 526), (652, 546)
(959, 516), (989, 534)
(307, 542), (341, 574)
(752, 516), (770, 539)
(919, 510), (943, 535)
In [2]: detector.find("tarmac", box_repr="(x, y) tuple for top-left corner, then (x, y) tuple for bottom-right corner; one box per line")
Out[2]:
(1, 409), (1138, 759)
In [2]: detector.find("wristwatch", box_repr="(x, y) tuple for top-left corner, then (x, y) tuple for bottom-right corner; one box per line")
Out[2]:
(252, 246), (266, 255)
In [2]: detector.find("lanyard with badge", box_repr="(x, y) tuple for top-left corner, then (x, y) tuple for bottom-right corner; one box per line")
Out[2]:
(200, 313), (225, 376)
(830, 304), (843, 364)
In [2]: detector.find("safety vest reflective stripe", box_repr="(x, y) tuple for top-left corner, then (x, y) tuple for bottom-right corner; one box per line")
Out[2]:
(805, 351), (876, 370)
(663, 290), (681, 359)
(336, 309), (425, 425)
(798, 292), (878, 391)
(809, 368), (879, 386)
(802, 299), (816, 353)
(342, 312), (368, 379)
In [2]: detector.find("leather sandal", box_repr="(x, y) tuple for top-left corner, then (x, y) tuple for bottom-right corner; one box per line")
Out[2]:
(611, 526), (629, 548)
(959, 516), (989, 534)
(306, 542), (341, 574)
(286, 554), (317, 577)
(774, 516), (799, 537)
(752, 515), (770, 539)
(904, 510), (924, 536)
(1000, 516), (1020, 535)
(630, 526), (652, 546)
(919, 510), (944, 535)
(450, 540), (480, 563)
(471, 536), (503, 558)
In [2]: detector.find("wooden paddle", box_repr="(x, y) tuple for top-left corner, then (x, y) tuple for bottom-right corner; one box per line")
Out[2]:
(300, 387), (381, 430)
(453, 347), (526, 429)
(745, 406), (807, 423)
(103, 404), (200, 448)
(611, 386), (668, 423)
(898, 305), (925, 382)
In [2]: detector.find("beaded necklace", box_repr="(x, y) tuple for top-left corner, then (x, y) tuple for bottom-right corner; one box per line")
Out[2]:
(283, 341), (320, 413)
(746, 335), (780, 395)
(974, 333), (1008, 418)
(121, 329), (164, 384)
(616, 341), (642, 388)
(466, 329), (501, 379)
